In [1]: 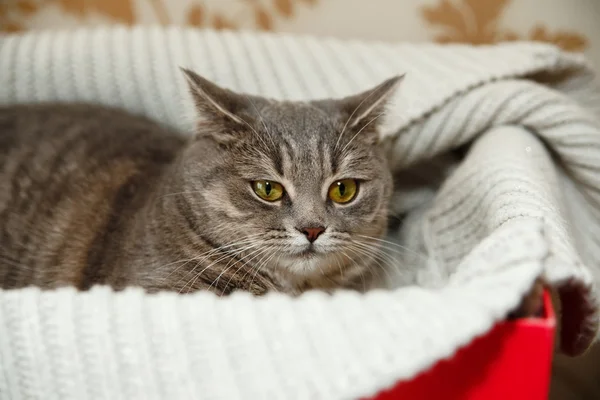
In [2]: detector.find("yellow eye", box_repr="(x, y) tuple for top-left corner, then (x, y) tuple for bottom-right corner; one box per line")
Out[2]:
(252, 180), (284, 202)
(328, 179), (358, 204)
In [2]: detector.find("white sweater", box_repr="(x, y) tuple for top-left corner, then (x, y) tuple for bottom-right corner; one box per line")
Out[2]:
(0, 27), (599, 399)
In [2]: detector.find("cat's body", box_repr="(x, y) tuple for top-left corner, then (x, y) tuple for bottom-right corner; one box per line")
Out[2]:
(0, 71), (401, 295)
(0, 104), (191, 291)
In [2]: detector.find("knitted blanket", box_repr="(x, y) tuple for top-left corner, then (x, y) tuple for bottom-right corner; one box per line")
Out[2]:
(1, 27), (599, 400)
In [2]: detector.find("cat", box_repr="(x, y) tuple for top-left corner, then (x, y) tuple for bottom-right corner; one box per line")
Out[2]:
(0, 69), (402, 296)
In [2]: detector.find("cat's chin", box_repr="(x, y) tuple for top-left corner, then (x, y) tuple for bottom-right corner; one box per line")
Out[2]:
(275, 251), (348, 279)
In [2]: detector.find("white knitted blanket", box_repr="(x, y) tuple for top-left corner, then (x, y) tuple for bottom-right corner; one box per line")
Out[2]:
(1, 27), (600, 400)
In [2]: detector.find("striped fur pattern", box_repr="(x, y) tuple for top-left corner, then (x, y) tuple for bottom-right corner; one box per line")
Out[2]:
(0, 70), (401, 295)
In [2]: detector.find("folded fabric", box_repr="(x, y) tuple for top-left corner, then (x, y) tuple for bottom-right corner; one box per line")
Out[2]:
(0, 27), (599, 400)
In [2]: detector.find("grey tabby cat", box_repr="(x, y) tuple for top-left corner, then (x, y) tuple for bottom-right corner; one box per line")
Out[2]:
(0, 69), (402, 296)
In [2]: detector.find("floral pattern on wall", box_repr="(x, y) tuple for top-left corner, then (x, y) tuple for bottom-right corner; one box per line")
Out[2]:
(0, 0), (591, 53)
(0, 0), (318, 32)
(421, 0), (588, 52)
(184, 0), (317, 31)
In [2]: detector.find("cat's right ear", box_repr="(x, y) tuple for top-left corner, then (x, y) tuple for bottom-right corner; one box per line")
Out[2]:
(181, 68), (255, 131)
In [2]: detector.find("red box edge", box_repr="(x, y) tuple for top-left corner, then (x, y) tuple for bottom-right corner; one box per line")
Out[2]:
(369, 290), (556, 400)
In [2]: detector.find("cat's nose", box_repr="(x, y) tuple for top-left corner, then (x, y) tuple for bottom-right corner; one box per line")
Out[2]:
(298, 226), (326, 243)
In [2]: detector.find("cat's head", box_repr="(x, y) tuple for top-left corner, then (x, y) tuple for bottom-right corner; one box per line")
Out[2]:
(178, 69), (402, 291)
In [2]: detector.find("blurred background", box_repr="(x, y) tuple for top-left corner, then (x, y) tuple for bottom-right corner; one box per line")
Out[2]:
(1, 0), (599, 71)
(1, 0), (599, 398)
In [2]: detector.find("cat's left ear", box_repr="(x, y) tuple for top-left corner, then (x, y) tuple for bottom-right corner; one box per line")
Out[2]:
(338, 75), (404, 131)
(180, 67), (254, 127)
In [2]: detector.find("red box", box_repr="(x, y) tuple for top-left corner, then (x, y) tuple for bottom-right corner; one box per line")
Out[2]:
(370, 291), (556, 400)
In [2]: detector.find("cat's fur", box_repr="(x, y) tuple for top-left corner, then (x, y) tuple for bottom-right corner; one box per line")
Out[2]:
(0, 70), (401, 295)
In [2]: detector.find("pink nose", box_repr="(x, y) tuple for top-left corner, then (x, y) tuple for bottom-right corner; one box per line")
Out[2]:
(299, 227), (325, 243)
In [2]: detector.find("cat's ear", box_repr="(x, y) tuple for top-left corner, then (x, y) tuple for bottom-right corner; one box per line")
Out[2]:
(180, 68), (253, 127)
(338, 75), (404, 131)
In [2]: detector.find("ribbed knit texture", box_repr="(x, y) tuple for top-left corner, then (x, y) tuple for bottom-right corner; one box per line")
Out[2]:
(0, 27), (599, 399)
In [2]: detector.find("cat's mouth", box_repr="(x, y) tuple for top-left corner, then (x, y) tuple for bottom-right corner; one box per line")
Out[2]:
(285, 244), (319, 259)
(294, 247), (318, 259)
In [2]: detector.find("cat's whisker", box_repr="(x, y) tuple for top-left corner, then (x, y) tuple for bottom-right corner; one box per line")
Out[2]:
(350, 249), (368, 292)
(178, 243), (262, 294)
(208, 244), (273, 293)
(247, 245), (280, 292)
(342, 246), (368, 276)
(352, 240), (399, 262)
(166, 249), (234, 284)
(266, 251), (285, 292)
(163, 235), (266, 281)
(360, 252), (387, 289)
(337, 248), (365, 285)
(179, 257), (221, 295)
(236, 248), (272, 294)
(356, 234), (427, 260)
(346, 243), (392, 283)
(183, 234), (270, 292)
(349, 242), (396, 282)
(354, 240), (417, 285)
(234, 242), (288, 286)
(333, 252), (345, 280)
(355, 242), (388, 267)
(243, 244), (279, 282)
(350, 241), (386, 275)
(222, 246), (273, 291)
(352, 239), (408, 271)
(184, 243), (262, 287)
(179, 258), (214, 295)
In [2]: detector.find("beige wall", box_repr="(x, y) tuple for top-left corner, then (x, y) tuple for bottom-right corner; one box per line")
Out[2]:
(1, 0), (598, 70)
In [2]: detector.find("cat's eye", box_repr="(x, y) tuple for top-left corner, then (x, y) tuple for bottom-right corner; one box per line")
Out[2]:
(328, 179), (358, 204)
(252, 180), (285, 202)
